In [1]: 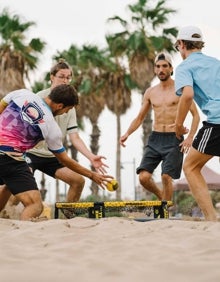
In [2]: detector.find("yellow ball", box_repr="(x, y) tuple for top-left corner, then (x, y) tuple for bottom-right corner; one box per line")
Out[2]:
(106, 179), (118, 192)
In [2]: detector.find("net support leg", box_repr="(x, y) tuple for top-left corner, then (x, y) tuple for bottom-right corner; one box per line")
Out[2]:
(54, 204), (59, 219)
(88, 202), (105, 219)
(153, 201), (169, 219)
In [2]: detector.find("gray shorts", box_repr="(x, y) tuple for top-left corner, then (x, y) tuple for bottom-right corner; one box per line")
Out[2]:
(136, 131), (184, 179)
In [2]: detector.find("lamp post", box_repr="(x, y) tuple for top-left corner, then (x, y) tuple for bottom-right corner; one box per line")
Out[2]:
(121, 158), (137, 200)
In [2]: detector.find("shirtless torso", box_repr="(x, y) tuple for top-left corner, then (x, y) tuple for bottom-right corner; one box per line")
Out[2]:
(147, 79), (179, 132)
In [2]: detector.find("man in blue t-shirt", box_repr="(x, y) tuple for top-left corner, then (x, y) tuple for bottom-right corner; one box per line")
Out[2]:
(174, 25), (219, 221)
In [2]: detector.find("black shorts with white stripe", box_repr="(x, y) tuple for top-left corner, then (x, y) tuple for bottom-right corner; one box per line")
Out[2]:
(193, 121), (220, 156)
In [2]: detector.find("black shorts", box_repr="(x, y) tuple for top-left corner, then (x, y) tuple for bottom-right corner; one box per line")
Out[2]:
(136, 131), (184, 179)
(193, 121), (220, 156)
(0, 155), (38, 195)
(25, 153), (64, 178)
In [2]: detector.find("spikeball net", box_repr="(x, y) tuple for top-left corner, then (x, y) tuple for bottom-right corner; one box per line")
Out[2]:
(54, 200), (173, 220)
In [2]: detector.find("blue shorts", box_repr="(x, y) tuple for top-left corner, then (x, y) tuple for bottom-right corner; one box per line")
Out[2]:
(0, 154), (38, 195)
(136, 131), (184, 179)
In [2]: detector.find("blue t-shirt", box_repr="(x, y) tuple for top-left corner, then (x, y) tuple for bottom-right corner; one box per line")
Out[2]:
(175, 52), (220, 124)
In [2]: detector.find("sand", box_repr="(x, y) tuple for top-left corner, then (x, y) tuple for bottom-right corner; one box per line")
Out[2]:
(0, 213), (220, 282)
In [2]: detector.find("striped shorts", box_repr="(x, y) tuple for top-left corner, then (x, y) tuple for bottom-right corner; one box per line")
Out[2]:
(192, 121), (220, 156)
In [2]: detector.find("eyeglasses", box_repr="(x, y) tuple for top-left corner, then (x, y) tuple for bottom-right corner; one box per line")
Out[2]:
(55, 75), (72, 82)
(174, 41), (180, 51)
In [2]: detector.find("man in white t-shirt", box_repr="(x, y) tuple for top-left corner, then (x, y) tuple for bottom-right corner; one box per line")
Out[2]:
(26, 60), (108, 210)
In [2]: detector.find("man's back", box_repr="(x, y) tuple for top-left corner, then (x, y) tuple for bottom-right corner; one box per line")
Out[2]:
(176, 52), (220, 123)
(0, 89), (63, 153)
(28, 88), (78, 158)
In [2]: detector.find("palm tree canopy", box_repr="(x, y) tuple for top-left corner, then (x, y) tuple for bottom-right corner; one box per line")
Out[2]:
(0, 8), (46, 97)
(107, 0), (178, 91)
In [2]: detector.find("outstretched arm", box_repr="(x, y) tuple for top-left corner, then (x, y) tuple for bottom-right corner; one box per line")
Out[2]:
(69, 132), (108, 174)
(53, 151), (113, 189)
(120, 90), (151, 147)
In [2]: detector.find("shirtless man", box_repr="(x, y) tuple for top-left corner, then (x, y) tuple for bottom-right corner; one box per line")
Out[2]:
(120, 52), (200, 201)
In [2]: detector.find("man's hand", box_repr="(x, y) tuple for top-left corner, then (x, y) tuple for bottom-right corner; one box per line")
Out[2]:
(119, 133), (129, 147)
(179, 136), (193, 154)
(90, 172), (113, 190)
(175, 124), (189, 140)
(91, 155), (109, 174)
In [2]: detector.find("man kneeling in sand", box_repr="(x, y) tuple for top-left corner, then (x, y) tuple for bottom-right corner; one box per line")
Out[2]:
(0, 85), (113, 220)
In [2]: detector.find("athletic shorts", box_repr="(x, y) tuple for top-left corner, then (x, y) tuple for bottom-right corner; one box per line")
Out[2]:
(193, 121), (220, 156)
(25, 153), (64, 178)
(136, 131), (184, 179)
(0, 154), (38, 195)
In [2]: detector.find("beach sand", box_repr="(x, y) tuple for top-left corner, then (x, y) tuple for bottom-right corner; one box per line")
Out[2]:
(0, 209), (220, 282)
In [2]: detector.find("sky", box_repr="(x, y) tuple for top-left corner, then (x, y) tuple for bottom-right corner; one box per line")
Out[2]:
(1, 0), (220, 202)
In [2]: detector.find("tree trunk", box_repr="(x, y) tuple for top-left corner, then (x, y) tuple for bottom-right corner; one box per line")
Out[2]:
(116, 113), (121, 200)
(55, 179), (60, 202)
(0, 51), (25, 98)
(89, 122), (100, 195)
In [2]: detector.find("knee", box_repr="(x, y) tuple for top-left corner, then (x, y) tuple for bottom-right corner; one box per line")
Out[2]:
(70, 175), (85, 189)
(183, 162), (190, 177)
(36, 202), (44, 216)
(139, 171), (151, 185)
(20, 199), (43, 220)
(28, 200), (43, 216)
(18, 190), (44, 219)
(78, 176), (85, 188)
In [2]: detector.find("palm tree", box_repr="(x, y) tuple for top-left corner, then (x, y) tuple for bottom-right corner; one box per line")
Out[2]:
(102, 34), (137, 199)
(0, 8), (46, 201)
(103, 68), (135, 199)
(107, 0), (178, 147)
(0, 8), (45, 98)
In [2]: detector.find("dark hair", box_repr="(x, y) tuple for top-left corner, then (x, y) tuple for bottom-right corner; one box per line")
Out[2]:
(49, 84), (79, 107)
(50, 58), (72, 76)
(157, 53), (166, 61)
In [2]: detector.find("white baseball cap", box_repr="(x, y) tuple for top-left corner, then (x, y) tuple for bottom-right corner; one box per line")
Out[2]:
(177, 26), (204, 42)
(154, 52), (173, 66)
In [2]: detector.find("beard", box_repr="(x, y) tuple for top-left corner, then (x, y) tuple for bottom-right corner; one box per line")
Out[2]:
(158, 73), (170, 81)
